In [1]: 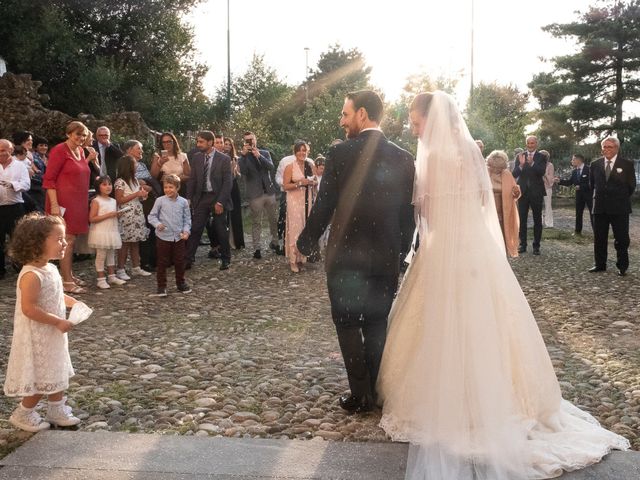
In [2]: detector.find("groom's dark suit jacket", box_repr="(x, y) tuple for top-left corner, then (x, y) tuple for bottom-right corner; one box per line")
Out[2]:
(297, 130), (415, 277)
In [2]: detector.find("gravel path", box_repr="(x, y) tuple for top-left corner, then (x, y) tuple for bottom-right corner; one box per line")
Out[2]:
(0, 204), (638, 455)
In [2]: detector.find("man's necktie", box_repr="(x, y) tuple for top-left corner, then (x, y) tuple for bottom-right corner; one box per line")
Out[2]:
(204, 155), (212, 191)
(605, 160), (612, 181)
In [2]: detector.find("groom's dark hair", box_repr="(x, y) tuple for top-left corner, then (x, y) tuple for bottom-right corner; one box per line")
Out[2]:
(346, 90), (384, 123)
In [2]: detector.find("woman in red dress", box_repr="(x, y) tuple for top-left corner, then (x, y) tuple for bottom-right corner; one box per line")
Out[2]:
(43, 121), (91, 293)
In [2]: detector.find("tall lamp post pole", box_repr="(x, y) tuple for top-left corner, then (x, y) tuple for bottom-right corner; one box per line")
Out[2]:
(226, 0), (231, 117)
(304, 47), (310, 105)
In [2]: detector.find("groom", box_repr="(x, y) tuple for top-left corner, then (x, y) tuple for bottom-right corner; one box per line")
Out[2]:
(297, 90), (415, 413)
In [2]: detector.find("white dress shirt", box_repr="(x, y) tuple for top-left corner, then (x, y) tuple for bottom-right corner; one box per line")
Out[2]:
(0, 158), (30, 205)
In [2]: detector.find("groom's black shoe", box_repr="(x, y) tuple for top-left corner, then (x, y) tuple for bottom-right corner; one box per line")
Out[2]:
(339, 394), (374, 414)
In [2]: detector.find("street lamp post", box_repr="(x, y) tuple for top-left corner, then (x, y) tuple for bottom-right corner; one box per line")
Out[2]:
(304, 47), (310, 105)
(226, 0), (231, 117)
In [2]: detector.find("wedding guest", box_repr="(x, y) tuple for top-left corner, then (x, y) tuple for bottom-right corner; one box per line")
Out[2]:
(148, 174), (192, 297)
(275, 139), (310, 255)
(556, 153), (592, 235)
(541, 149), (555, 228)
(314, 155), (325, 187)
(0, 139), (30, 279)
(513, 135), (546, 255)
(588, 137), (636, 276)
(282, 140), (317, 272)
(83, 130), (100, 186)
(43, 121), (91, 293)
(114, 155), (151, 280)
(12, 131), (34, 166)
(93, 126), (122, 180)
(29, 136), (48, 212)
(223, 137), (245, 250)
(4, 214), (82, 431)
(123, 139), (161, 271)
(186, 131), (233, 270)
(487, 150), (521, 257)
(87, 175), (125, 289)
(150, 132), (190, 194)
(238, 131), (279, 259)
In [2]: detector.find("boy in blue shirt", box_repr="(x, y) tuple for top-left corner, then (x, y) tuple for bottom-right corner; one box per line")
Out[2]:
(148, 174), (191, 296)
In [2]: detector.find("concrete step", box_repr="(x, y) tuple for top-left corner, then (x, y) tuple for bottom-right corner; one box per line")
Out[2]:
(0, 430), (638, 479)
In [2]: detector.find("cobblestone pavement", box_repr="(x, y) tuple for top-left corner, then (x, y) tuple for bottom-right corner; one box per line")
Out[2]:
(0, 204), (639, 456)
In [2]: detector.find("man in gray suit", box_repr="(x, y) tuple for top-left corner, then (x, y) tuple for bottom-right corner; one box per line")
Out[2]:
(238, 131), (279, 259)
(186, 131), (233, 270)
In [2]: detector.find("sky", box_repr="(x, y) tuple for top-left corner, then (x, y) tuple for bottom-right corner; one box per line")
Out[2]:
(187, 0), (591, 104)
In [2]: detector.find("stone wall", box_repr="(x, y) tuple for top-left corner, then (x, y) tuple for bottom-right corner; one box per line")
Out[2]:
(0, 72), (155, 143)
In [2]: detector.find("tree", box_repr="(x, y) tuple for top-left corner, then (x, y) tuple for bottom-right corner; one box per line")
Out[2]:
(528, 73), (580, 154)
(214, 54), (294, 155)
(0, 0), (212, 131)
(540, 0), (640, 144)
(465, 82), (530, 153)
(289, 45), (373, 154)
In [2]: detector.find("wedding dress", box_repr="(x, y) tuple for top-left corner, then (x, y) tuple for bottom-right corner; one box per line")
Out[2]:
(377, 91), (629, 479)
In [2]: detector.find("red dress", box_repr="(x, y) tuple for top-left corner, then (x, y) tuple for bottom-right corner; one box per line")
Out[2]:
(43, 143), (90, 235)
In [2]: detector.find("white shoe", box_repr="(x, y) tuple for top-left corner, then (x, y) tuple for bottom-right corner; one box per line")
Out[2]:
(116, 269), (131, 281)
(131, 266), (151, 277)
(107, 274), (126, 285)
(96, 278), (110, 289)
(9, 405), (51, 432)
(46, 398), (81, 427)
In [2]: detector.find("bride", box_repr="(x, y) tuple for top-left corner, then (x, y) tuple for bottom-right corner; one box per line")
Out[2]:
(377, 91), (629, 479)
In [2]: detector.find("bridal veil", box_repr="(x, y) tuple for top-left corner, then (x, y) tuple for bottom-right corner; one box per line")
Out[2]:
(377, 91), (629, 479)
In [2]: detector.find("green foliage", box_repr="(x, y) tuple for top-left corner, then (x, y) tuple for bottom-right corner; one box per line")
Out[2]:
(539, 0), (640, 145)
(215, 45), (373, 159)
(0, 0), (212, 131)
(465, 82), (531, 153)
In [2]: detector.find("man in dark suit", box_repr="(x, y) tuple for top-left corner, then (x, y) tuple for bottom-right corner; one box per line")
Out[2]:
(93, 126), (123, 181)
(588, 137), (636, 276)
(297, 90), (415, 414)
(556, 153), (593, 235)
(186, 131), (233, 270)
(513, 135), (547, 255)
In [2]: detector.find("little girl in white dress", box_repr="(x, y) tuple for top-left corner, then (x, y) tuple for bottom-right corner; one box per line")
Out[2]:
(4, 214), (83, 432)
(88, 175), (125, 289)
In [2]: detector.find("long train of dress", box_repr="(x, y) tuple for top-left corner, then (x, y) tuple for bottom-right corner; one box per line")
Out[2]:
(377, 191), (629, 480)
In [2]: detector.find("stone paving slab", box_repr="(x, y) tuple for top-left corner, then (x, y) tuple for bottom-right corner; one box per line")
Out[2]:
(1, 431), (639, 479)
(0, 430), (407, 479)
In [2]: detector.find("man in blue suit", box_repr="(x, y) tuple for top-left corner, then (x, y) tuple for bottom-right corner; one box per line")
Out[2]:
(513, 135), (547, 255)
(556, 153), (593, 235)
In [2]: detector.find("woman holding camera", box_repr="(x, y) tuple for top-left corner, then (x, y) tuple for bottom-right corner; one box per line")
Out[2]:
(282, 140), (317, 272)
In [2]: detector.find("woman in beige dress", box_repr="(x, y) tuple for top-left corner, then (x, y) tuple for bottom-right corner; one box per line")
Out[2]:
(150, 132), (190, 194)
(487, 150), (521, 257)
(282, 140), (317, 272)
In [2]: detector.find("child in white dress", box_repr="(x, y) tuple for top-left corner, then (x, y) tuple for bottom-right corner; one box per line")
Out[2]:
(88, 175), (125, 289)
(4, 214), (82, 432)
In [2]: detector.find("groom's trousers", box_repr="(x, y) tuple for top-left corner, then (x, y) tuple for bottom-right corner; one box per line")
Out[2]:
(327, 270), (398, 401)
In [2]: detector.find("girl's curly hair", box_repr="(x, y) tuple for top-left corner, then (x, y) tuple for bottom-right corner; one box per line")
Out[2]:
(8, 213), (66, 265)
